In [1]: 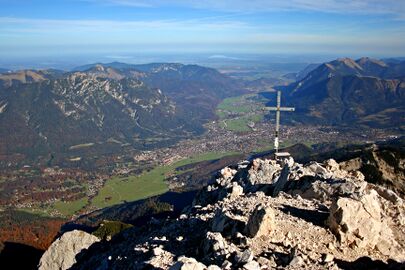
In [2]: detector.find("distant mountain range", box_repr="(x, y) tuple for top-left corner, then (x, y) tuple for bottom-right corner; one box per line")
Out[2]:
(1, 58), (404, 165)
(73, 62), (247, 122)
(282, 57), (405, 128)
(0, 63), (246, 164)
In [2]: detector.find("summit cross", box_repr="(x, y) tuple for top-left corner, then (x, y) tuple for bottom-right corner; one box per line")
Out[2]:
(263, 90), (295, 154)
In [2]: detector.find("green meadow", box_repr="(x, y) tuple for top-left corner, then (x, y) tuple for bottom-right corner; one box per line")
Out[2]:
(46, 151), (239, 216)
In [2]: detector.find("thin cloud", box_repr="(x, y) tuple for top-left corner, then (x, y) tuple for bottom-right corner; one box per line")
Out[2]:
(99, 0), (405, 18)
(208, 55), (245, 60)
(0, 17), (248, 33)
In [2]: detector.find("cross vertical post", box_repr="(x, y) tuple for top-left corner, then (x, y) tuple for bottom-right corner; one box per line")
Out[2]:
(263, 90), (295, 154)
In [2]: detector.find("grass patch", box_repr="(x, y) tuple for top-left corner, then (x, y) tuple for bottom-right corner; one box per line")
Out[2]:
(216, 94), (260, 120)
(90, 172), (168, 209)
(16, 207), (57, 218)
(216, 93), (268, 131)
(92, 220), (133, 240)
(253, 144), (274, 153)
(222, 114), (263, 132)
(53, 197), (88, 216)
(173, 151), (239, 167)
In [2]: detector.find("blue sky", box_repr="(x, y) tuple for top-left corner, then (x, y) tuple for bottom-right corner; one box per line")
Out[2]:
(0, 0), (405, 61)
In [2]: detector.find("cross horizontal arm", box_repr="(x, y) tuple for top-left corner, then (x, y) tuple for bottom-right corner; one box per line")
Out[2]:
(263, 107), (295, 112)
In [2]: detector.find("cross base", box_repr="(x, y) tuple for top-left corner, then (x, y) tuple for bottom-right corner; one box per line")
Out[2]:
(275, 152), (291, 160)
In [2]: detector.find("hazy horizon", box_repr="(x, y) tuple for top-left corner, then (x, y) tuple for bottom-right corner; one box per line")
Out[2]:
(1, 52), (405, 71)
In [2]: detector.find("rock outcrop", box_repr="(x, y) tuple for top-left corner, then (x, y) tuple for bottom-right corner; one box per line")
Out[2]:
(327, 190), (382, 249)
(43, 156), (404, 270)
(245, 204), (275, 238)
(169, 256), (207, 270)
(38, 230), (100, 270)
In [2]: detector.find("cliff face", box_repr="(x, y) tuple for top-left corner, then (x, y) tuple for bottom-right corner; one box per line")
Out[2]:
(41, 157), (405, 269)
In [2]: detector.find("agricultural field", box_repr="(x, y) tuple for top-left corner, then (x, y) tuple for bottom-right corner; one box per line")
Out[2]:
(53, 197), (89, 216)
(90, 169), (169, 209)
(216, 93), (271, 132)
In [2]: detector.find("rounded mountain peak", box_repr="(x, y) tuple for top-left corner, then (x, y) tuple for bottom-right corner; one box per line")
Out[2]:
(93, 64), (105, 72)
(357, 57), (388, 67)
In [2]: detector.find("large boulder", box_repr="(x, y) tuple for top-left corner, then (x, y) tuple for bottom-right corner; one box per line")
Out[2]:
(245, 204), (275, 238)
(38, 230), (100, 270)
(146, 247), (175, 269)
(220, 167), (237, 182)
(307, 161), (331, 178)
(246, 159), (281, 187)
(285, 159), (367, 202)
(202, 232), (229, 261)
(339, 157), (362, 172)
(170, 257), (207, 270)
(228, 182), (244, 199)
(211, 209), (245, 237)
(288, 177), (367, 202)
(272, 165), (291, 196)
(372, 185), (403, 204)
(326, 190), (382, 249)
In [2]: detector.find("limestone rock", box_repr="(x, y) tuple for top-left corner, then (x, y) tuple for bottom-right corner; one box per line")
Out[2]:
(202, 232), (229, 261)
(38, 230), (100, 270)
(211, 209), (245, 237)
(373, 185), (403, 204)
(242, 260), (260, 270)
(221, 260), (232, 269)
(257, 256), (274, 268)
(289, 255), (304, 266)
(307, 162), (330, 178)
(220, 167), (237, 180)
(324, 159), (340, 172)
(153, 247), (164, 256)
(283, 156), (295, 168)
(211, 210), (229, 233)
(324, 159), (349, 179)
(229, 182), (244, 199)
(147, 248), (175, 269)
(327, 190), (382, 249)
(339, 158), (362, 172)
(245, 204), (275, 238)
(247, 159), (281, 187)
(272, 165), (290, 196)
(290, 178), (367, 202)
(322, 253), (334, 263)
(170, 257), (207, 270)
(234, 249), (253, 265)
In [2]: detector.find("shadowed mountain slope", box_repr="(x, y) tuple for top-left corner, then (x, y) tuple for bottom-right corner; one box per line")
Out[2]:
(282, 58), (405, 128)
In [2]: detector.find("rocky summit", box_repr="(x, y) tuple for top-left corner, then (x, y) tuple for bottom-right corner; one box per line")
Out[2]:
(40, 156), (405, 269)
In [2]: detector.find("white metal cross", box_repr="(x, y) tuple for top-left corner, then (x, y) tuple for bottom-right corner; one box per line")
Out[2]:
(264, 90), (295, 153)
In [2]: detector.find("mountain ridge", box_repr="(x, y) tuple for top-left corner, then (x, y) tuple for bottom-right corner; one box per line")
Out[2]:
(283, 57), (405, 128)
(0, 73), (200, 165)
(0, 63), (247, 166)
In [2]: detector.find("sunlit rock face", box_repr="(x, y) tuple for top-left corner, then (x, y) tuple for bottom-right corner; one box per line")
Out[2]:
(38, 230), (100, 270)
